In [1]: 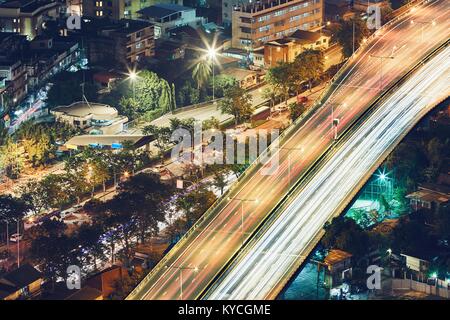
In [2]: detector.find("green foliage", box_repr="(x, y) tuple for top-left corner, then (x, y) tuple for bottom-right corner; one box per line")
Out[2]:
(220, 83), (253, 125)
(192, 59), (212, 89)
(321, 216), (369, 257)
(210, 74), (238, 98)
(46, 71), (98, 109)
(102, 70), (174, 120)
(289, 102), (306, 121)
(333, 18), (370, 58)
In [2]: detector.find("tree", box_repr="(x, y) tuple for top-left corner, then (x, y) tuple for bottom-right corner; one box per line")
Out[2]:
(210, 74), (238, 98)
(75, 223), (106, 271)
(289, 102), (306, 121)
(321, 216), (369, 257)
(293, 49), (324, 90)
(192, 58), (212, 90)
(0, 195), (29, 250)
(202, 116), (220, 130)
(0, 138), (24, 178)
(212, 170), (227, 195)
(46, 71), (98, 109)
(262, 87), (278, 111)
(220, 84), (253, 125)
(266, 62), (293, 104)
(176, 187), (216, 225)
(333, 18), (370, 58)
(142, 125), (172, 161)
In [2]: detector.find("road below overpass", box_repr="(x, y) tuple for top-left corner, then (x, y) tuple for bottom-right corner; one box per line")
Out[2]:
(127, 0), (449, 300)
(205, 44), (450, 300)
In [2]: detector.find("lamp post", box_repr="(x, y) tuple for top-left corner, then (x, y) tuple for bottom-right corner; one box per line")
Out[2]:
(277, 146), (304, 186)
(369, 54), (395, 91)
(164, 265), (199, 300)
(206, 46), (218, 101)
(227, 197), (259, 246)
(127, 70), (138, 100)
(330, 102), (346, 140)
(410, 19), (436, 43)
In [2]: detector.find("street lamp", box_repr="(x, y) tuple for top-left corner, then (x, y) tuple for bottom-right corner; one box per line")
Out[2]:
(206, 46), (218, 101)
(164, 265), (200, 300)
(127, 70), (138, 100)
(410, 20), (436, 43)
(277, 146), (304, 186)
(329, 102), (346, 140)
(227, 196), (259, 246)
(369, 54), (395, 91)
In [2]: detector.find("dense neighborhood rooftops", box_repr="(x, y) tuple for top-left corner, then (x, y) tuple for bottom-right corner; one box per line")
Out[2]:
(137, 3), (193, 19)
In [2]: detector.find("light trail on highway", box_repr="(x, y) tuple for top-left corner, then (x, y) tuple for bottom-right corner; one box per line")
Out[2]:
(127, 0), (450, 300)
(206, 45), (450, 300)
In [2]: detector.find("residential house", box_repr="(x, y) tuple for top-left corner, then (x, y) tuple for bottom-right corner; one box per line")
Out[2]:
(0, 264), (43, 300)
(0, 0), (62, 40)
(264, 29), (330, 67)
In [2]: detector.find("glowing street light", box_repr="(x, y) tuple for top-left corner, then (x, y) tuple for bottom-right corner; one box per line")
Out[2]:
(164, 265), (200, 300)
(205, 45), (218, 101)
(227, 196), (259, 245)
(127, 70), (139, 100)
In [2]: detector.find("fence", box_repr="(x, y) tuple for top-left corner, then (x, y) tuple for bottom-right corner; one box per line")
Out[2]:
(381, 277), (450, 299)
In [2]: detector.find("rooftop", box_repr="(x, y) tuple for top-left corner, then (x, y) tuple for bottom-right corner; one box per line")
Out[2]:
(0, 0), (58, 13)
(0, 264), (42, 298)
(137, 3), (193, 19)
(65, 134), (155, 149)
(324, 249), (352, 266)
(52, 101), (118, 118)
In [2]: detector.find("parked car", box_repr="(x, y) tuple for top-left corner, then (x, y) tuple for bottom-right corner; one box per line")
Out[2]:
(9, 233), (23, 242)
(297, 95), (308, 104)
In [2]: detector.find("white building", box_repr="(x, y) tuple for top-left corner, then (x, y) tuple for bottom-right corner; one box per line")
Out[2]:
(51, 101), (128, 135)
(137, 3), (206, 39)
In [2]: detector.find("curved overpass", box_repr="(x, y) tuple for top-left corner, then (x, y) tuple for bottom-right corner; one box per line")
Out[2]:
(206, 43), (450, 300)
(127, 0), (450, 300)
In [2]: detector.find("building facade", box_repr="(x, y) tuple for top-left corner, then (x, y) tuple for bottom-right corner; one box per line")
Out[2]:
(137, 3), (205, 39)
(231, 0), (324, 50)
(83, 0), (182, 20)
(0, 0), (62, 40)
(264, 29), (330, 67)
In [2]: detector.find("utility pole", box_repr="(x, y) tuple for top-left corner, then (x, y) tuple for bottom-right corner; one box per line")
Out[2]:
(227, 197), (259, 246)
(370, 54), (395, 91)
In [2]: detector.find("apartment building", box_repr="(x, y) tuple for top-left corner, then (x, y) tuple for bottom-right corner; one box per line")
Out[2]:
(0, 0), (62, 39)
(82, 19), (154, 68)
(137, 3), (206, 39)
(83, 0), (181, 20)
(0, 58), (27, 105)
(231, 0), (324, 49)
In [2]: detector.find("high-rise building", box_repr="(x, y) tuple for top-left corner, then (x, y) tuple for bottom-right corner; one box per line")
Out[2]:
(83, 0), (182, 20)
(231, 0), (324, 50)
(0, 0), (62, 40)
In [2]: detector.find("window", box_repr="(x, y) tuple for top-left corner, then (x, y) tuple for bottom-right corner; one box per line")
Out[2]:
(96, 10), (103, 16)
(224, 2), (228, 7)
(136, 42), (142, 49)
(96, 1), (103, 6)
(258, 25), (271, 32)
